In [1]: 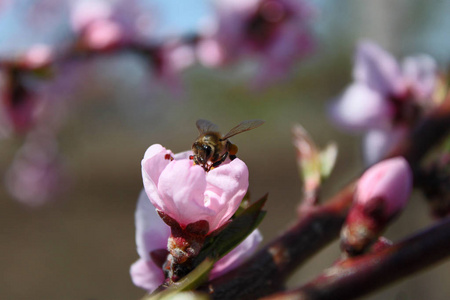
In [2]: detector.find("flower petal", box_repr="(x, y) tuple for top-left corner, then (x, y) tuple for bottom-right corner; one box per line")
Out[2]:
(329, 83), (394, 132)
(252, 23), (313, 87)
(362, 126), (407, 166)
(402, 54), (437, 101)
(173, 150), (193, 160)
(135, 190), (170, 261)
(130, 258), (165, 293)
(353, 41), (406, 96)
(205, 158), (249, 230)
(210, 228), (263, 279)
(142, 144), (174, 213)
(158, 159), (215, 227)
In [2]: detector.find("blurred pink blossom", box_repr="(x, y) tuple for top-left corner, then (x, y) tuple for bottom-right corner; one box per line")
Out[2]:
(141, 144), (249, 233)
(70, 0), (152, 51)
(21, 44), (54, 69)
(197, 0), (315, 87)
(82, 19), (123, 51)
(130, 190), (263, 292)
(330, 41), (438, 165)
(70, 0), (124, 51)
(146, 40), (195, 92)
(5, 129), (65, 206)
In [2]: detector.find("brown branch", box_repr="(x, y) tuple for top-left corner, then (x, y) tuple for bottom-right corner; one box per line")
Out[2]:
(261, 216), (450, 300)
(201, 96), (450, 299)
(202, 184), (355, 299)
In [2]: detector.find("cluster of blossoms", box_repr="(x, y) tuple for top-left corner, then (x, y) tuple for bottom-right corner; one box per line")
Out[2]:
(330, 40), (440, 165)
(130, 144), (262, 292)
(0, 0), (315, 206)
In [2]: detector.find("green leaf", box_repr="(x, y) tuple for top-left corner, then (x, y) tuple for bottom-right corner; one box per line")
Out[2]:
(197, 194), (267, 261)
(145, 259), (215, 300)
(319, 142), (338, 179)
(234, 191), (252, 217)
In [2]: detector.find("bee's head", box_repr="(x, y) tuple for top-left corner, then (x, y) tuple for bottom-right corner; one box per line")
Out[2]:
(193, 142), (212, 163)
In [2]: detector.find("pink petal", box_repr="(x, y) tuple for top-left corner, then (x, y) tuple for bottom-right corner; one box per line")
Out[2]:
(70, 0), (112, 32)
(329, 83), (394, 132)
(197, 39), (226, 67)
(22, 44), (53, 69)
(210, 228), (262, 279)
(173, 150), (193, 160)
(157, 160), (215, 228)
(205, 158), (249, 230)
(84, 19), (123, 50)
(402, 54), (437, 101)
(135, 190), (170, 261)
(5, 129), (64, 206)
(353, 41), (406, 96)
(142, 144), (173, 213)
(362, 126), (408, 166)
(130, 258), (165, 293)
(252, 23), (312, 87)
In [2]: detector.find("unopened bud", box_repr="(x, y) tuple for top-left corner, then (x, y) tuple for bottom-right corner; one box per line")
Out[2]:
(341, 157), (412, 255)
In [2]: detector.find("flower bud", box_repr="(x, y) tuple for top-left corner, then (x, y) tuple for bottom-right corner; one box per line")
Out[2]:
(341, 157), (412, 255)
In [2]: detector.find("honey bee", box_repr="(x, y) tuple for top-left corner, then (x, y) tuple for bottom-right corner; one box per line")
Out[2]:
(190, 119), (264, 171)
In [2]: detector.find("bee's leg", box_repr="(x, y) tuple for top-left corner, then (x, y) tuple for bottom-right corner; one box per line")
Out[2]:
(212, 152), (229, 168)
(229, 155), (236, 160)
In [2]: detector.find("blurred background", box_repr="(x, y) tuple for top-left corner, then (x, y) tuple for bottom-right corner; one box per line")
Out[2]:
(1, 0), (450, 299)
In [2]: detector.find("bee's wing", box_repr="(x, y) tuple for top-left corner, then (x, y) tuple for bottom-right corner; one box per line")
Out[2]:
(222, 119), (265, 140)
(196, 119), (219, 133)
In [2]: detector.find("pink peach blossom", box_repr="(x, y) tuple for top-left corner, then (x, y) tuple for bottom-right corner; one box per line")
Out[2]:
(70, 0), (113, 32)
(147, 40), (195, 93)
(70, 1), (124, 50)
(70, 0), (152, 51)
(21, 44), (54, 69)
(130, 190), (263, 292)
(197, 0), (315, 86)
(83, 19), (123, 51)
(330, 40), (439, 164)
(5, 129), (65, 206)
(142, 144), (249, 233)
